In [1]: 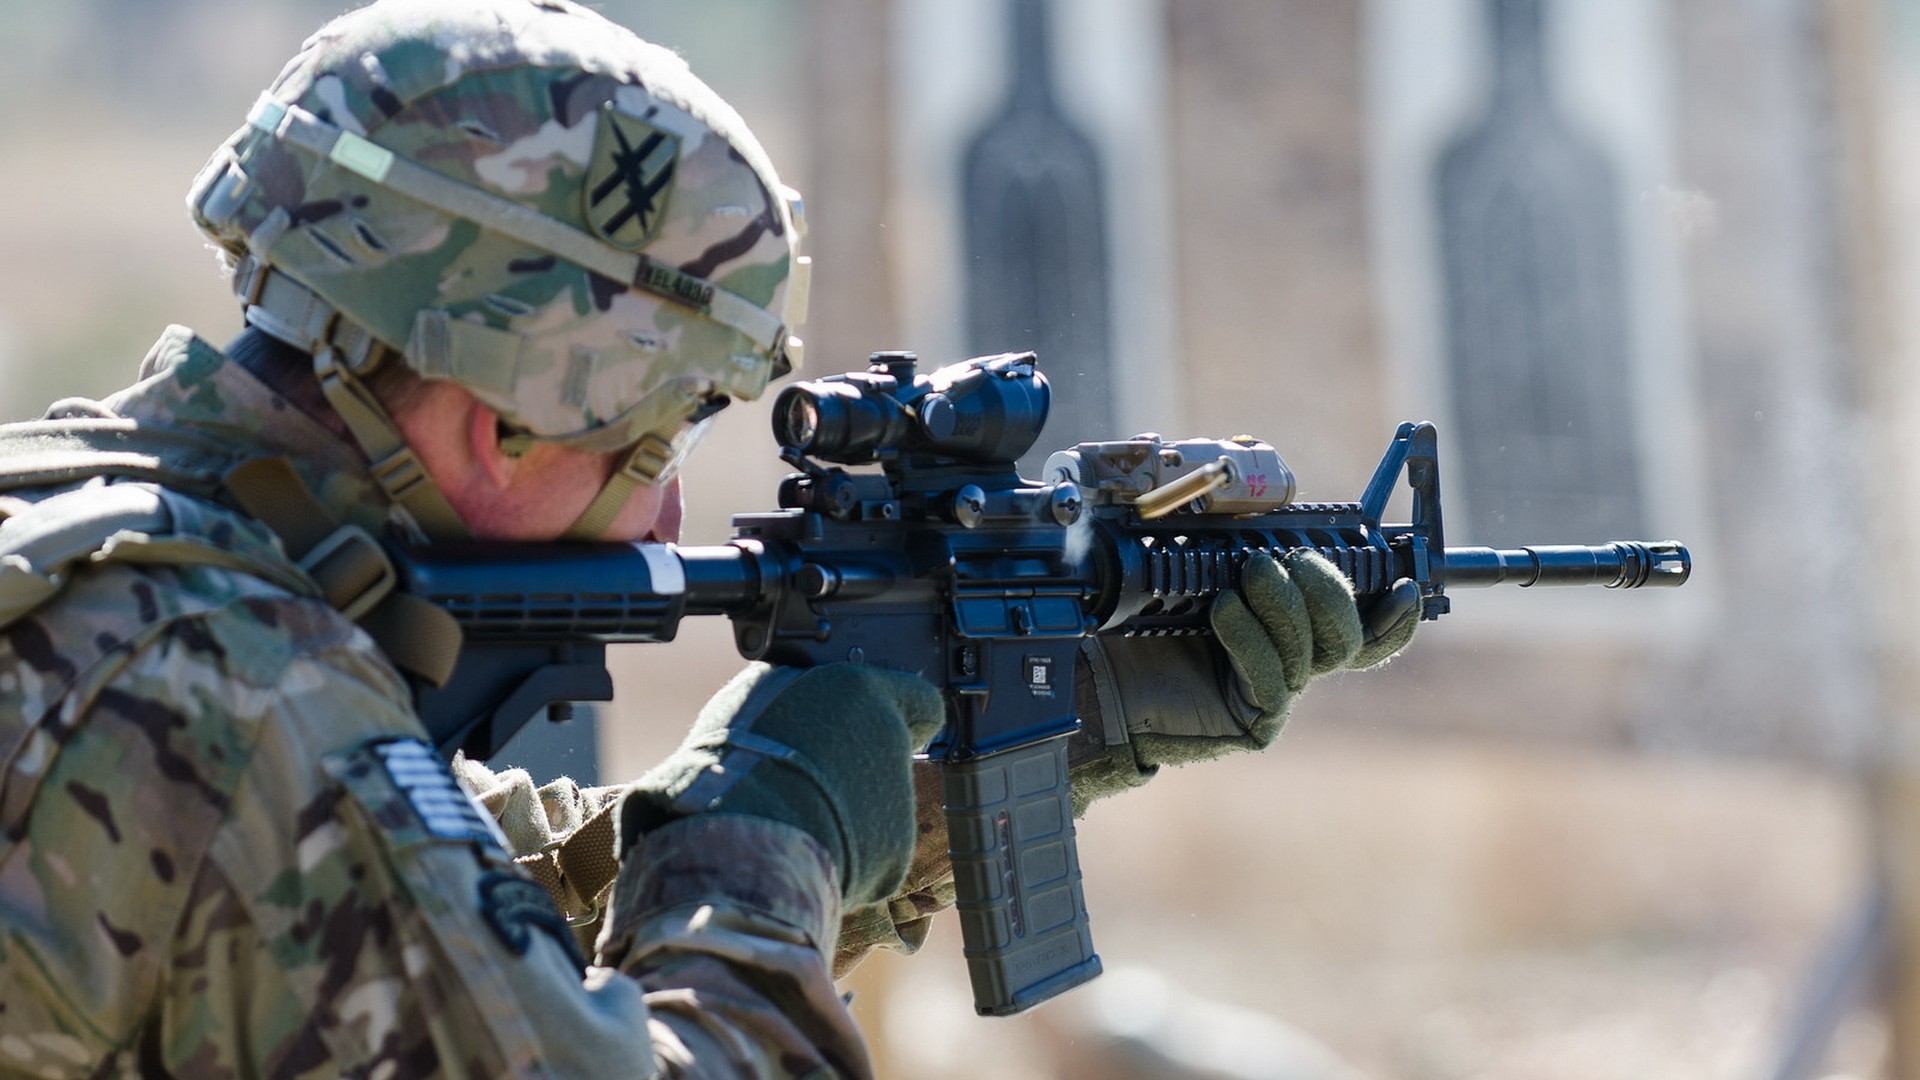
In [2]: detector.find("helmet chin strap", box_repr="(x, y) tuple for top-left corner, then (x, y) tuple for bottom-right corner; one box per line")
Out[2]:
(561, 435), (677, 541)
(241, 258), (472, 543)
(311, 345), (474, 543)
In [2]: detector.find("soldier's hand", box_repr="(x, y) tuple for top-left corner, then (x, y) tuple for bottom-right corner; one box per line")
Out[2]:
(1071, 550), (1418, 811)
(620, 663), (946, 906)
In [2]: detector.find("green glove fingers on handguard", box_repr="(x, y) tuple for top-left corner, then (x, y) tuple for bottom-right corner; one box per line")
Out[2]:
(1355, 574), (1423, 670)
(621, 662), (947, 907)
(1072, 550), (1419, 812)
(1215, 548), (1363, 704)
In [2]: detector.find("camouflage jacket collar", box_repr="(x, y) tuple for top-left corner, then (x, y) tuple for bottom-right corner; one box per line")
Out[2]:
(92, 324), (400, 537)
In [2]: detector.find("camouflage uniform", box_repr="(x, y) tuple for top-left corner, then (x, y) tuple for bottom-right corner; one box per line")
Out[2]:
(0, 327), (869, 1078)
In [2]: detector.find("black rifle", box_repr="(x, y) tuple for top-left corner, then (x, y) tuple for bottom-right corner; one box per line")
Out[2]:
(396, 351), (1689, 1016)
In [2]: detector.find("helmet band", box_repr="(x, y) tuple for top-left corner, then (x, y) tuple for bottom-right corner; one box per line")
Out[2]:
(247, 93), (791, 358)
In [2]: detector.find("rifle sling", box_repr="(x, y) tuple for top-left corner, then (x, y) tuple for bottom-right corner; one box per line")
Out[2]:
(500, 795), (623, 961)
(223, 456), (462, 687)
(513, 800), (622, 932)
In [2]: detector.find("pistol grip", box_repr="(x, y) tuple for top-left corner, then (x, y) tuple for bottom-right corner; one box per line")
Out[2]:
(941, 736), (1102, 1015)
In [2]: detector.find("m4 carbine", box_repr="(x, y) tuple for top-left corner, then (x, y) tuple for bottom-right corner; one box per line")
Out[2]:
(394, 350), (1690, 1017)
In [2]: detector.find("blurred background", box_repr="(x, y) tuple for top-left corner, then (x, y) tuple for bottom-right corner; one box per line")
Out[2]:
(5, 0), (1918, 1076)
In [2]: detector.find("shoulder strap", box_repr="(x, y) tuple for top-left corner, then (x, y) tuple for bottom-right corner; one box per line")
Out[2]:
(0, 482), (316, 631)
(0, 419), (316, 631)
(0, 419), (248, 498)
(0, 444), (463, 689)
(224, 457), (463, 686)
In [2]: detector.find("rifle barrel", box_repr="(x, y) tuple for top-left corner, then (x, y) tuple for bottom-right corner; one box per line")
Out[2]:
(1442, 541), (1690, 589)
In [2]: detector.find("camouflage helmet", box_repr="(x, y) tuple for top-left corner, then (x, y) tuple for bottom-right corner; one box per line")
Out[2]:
(187, 0), (808, 538)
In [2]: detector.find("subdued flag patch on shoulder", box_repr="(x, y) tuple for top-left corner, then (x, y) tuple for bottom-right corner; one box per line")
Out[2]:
(374, 738), (510, 850)
(586, 103), (679, 250)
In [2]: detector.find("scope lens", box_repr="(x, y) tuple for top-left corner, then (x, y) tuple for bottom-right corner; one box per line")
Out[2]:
(779, 392), (820, 450)
(769, 377), (912, 463)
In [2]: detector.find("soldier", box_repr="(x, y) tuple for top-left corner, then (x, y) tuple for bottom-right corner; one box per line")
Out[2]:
(0, 0), (1416, 1076)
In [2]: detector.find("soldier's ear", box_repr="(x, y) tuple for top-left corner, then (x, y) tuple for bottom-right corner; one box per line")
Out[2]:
(468, 401), (519, 492)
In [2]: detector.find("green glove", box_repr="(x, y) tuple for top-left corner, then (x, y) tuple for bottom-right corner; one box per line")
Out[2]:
(620, 662), (947, 906)
(1071, 550), (1419, 812)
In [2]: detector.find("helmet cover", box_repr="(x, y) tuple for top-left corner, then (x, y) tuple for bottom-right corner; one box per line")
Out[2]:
(189, 0), (805, 458)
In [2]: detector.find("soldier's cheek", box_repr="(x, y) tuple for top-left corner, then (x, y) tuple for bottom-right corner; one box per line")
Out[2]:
(628, 475), (683, 544)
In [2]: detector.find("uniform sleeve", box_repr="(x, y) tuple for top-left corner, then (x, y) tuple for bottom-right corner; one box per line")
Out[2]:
(450, 738), (924, 1011)
(169, 605), (871, 1079)
(601, 815), (873, 1078)
(454, 758), (876, 1075)
(0, 614), (257, 1077)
